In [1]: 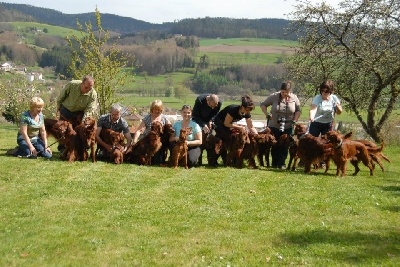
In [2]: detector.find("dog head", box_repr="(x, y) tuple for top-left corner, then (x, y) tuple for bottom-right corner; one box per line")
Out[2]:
(151, 121), (163, 135)
(52, 120), (76, 137)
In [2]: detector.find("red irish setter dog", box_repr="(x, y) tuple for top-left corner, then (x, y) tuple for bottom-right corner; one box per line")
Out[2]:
(202, 134), (223, 167)
(129, 122), (163, 165)
(292, 133), (334, 173)
(355, 140), (390, 172)
(74, 117), (97, 162)
(161, 123), (175, 164)
(51, 120), (78, 162)
(237, 133), (274, 169)
(169, 127), (192, 169)
(96, 128), (126, 164)
(224, 127), (250, 167)
(256, 127), (277, 167)
(325, 131), (375, 176)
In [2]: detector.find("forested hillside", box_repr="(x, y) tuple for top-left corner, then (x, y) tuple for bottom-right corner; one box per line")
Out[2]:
(0, 2), (295, 39)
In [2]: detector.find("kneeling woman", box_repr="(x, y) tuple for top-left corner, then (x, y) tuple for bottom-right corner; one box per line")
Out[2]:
(16, 96), (52, 159)
(169, 105), (202, 168)
(213, 94), (258, 141)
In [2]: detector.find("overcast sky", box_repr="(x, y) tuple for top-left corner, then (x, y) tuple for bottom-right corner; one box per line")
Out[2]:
(1, 0), (341, 24)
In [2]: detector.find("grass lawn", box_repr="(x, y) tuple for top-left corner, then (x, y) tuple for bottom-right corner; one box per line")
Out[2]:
(199, 38), (299, 48)
(0, 123), (399, 266)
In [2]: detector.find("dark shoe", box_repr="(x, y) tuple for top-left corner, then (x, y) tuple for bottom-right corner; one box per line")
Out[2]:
(6, 147), (18, 156)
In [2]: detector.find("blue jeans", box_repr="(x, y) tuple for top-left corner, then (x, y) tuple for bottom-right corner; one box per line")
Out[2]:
(17, 137), (52, 159)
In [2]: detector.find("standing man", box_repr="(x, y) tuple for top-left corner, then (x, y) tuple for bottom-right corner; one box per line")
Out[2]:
(96, 103), (132, 159)
(192, 94), (221, 134)
(57, 75), (98, 124)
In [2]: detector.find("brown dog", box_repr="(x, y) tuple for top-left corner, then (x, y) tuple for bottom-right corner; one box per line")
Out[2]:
(202, 134), (223, 167)
(224, 127), (250, 167)
(293, 133), (334, 173)
(325, 131), (375, 176)
(74, 116), (97, 162)
(256, 128), (277, 167)
(237, 133), (268, 169)
(51, 120), (78, 162)
(110, 145), (124, 164)
(161, 123), (175, 164)
(96, 128), (126, 164)
(130, 128), (162, 165)
(170, 127), (192, 169)
(355, 140), (390, 172)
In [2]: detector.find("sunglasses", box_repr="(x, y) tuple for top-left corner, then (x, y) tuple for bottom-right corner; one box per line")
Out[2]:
(321, 90), (330, 94)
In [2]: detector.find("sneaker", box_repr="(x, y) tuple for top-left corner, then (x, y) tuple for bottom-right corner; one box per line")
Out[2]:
(280, 165), (287, 170)
(6, 147), (18, 156)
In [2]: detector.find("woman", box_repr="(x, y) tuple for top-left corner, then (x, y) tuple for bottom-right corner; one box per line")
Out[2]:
(169, 105), (202, 168)
(309, 80), (342, 137)
(132, 100), (171, 164)
(214, 94), (258, 138)
(16, 96), (52, 159)
(260, 81), (301, 169)
(213, 94), (258, 164)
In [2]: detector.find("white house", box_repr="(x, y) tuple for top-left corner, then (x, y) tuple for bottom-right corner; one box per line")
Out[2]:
(27, 72), (44, 82)
(0, 62), (12, 72)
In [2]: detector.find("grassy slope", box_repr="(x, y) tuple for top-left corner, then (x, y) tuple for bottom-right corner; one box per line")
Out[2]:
(9, 21), (82, 43)
(0, 123), (399, 266)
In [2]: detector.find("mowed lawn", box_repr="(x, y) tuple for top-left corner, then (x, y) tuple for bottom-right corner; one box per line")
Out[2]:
(0, 123), (399, 266)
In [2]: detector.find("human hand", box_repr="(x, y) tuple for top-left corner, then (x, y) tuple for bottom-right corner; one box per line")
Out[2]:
(266, 113), (272, 120)
(202, 125), (210, 134)
(30, 147), (38, 156)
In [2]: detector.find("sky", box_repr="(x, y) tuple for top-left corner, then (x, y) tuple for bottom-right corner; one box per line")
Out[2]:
(1, 0), (341, 24)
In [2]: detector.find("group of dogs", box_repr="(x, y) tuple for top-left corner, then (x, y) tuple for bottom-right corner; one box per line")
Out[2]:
(45, 117), (391, 175)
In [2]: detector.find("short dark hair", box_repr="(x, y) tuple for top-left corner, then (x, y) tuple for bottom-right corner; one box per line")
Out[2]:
(281, 80), (293, 91)
(319, 80), (334, 94)
(241, 94), (254, 110)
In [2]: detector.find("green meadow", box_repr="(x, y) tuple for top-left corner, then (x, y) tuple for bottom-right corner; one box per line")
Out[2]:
(0, 122), (399, 266)
(199, 38), (299, 47)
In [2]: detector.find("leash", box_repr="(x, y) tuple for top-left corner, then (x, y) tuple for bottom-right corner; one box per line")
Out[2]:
(46, 136), (64, 149)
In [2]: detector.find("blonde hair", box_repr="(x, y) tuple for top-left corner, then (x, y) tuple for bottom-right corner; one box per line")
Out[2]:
(150, 100), (163, 112)
(30, 96), (44, 109)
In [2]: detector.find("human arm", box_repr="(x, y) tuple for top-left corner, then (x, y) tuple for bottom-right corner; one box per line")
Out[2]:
(260, 97), (272, 119)
(39, 124), (52, 155)
(20, 124), (37, 156)
(309, 104), (317, 122)
(187, 130), (202, 147)
(95, 126), (113, 153)
(246, 118), (258, 135)
(82, 92), (98, 120)
(132, 121), (146, 145)
(223, 113), (244, 130)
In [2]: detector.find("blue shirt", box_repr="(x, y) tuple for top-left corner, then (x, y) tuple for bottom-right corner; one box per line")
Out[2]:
(172, 119), (201, 141)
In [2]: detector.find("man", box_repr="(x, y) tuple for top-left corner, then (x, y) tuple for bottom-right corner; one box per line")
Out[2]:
(57, 75), (98, 123)
(95, 103), (132, 159)
(192, 94), (221, 134)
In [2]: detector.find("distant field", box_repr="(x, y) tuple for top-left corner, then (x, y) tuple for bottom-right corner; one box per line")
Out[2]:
(9, 22), (82, 43)
(199, 38), (299, 47)
(197, 51), (282, 65)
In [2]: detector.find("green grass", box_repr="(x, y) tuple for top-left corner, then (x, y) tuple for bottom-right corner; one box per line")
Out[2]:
(9, 22), (83, 44)
(199, 38), (299, 48)
(198, 52), (281, 65)
(0, 123), (399, 266)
